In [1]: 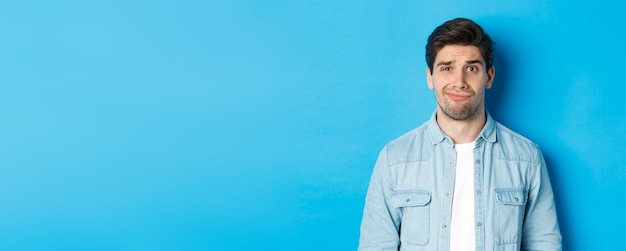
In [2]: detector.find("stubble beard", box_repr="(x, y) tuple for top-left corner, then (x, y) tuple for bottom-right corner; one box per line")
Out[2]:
(436, 91), (482, 121)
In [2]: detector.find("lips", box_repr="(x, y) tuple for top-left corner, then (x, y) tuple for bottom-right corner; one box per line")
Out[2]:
(446, 92), (471, 101)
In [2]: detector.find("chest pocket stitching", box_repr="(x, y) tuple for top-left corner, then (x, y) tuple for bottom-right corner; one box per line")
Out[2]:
(494, 188), (528, 245)
(391, 190), (431, 246)
(392, 190), (431, 208)
(494, 188), (527, 206)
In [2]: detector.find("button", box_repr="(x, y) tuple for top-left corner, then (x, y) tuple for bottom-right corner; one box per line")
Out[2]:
(476, 190), (481, 195)
(445, 192), (450, 197)
(448, 162), (452, 166)
(475, 159), (481, 164)
(514, 197), (519, 202)
(477, 222), (482, 227)
(406, 199), (411, 203)
(442, 224), (447, 229)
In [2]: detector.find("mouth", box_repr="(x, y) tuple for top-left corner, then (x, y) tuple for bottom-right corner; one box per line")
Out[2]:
(446, 92), (471, 101)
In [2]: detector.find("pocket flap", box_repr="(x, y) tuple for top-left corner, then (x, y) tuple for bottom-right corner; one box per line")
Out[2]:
(392, 190), (431, 207)
(495, 188), (527, 205)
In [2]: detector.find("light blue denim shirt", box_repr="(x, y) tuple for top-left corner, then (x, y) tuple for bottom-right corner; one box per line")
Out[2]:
(358, 111), (561, 251)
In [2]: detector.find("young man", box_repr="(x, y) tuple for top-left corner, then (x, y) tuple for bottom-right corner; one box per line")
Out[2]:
(358, 18), (562, 251)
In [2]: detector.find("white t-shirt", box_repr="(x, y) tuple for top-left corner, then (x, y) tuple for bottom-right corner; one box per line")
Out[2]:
(450, 141), (476, 251)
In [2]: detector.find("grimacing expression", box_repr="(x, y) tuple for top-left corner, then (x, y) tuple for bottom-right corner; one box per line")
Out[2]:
(427, 45), (495, 121)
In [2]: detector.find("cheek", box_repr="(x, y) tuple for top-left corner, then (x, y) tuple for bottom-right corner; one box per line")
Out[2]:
(430, 76), (446, 89)
(470, 73), (489, 84)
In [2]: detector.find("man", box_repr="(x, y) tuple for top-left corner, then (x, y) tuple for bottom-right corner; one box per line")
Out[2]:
(358, 18), (561, 251)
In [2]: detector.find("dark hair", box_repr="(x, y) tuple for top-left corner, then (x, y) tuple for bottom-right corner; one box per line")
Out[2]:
(425, 18), (494, 73)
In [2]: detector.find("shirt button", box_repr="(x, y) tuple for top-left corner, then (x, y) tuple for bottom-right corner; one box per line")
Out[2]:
(448, 162), (452, 166)
(476, 190), (481, 195)
(515, 197), (519, 202)
(477, 222), (482, 227)
(442, 224), (447, 229)
(406, 199), (411, 203)
(475, 159), (481, 164)
(445, 192), (450, 197)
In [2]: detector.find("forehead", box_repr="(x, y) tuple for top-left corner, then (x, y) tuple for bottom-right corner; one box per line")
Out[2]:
(435, 45), (484, 63)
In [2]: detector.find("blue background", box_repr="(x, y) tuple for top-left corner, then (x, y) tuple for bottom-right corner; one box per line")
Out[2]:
(1, 1), (625, 250)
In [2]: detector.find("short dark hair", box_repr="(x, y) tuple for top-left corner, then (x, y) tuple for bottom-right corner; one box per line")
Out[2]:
(425, 18), (494, 73)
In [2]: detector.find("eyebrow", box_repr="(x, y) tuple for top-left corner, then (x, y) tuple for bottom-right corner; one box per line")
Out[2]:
(435, 59), (485, 67)
(466, 59), (485, 66)
(435, 61), (454, 67)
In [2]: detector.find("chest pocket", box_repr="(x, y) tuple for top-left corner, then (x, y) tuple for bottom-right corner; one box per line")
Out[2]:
(392, 190), (431, 246)
(494, 188), (528, 247)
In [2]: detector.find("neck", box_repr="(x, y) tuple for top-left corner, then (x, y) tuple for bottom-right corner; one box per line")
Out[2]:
(436, 107), (487, 144)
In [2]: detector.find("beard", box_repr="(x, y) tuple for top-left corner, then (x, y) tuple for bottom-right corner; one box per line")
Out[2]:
(436, 90), (482, 121)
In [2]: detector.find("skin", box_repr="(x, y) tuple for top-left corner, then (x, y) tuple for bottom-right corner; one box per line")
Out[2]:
(426, 45), (495, 144)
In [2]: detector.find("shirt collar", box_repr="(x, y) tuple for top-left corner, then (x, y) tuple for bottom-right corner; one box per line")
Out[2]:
(427, 110), (497, 145)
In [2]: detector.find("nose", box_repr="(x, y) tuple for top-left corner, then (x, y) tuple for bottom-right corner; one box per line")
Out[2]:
(452, 71), (468, 89)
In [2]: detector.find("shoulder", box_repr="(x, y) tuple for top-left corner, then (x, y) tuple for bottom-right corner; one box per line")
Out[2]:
(381, 122), (434, 165)
(493, 122), (541, 163)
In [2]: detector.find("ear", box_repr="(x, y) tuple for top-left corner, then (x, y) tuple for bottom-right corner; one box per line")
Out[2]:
(426, 67), (434, 89)
(485, 66), (495, 89)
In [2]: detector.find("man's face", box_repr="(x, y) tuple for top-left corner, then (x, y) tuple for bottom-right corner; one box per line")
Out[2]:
(427, 45), (495, 121)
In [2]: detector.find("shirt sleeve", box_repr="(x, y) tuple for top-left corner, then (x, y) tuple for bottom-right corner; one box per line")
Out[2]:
(358, 147), (402, 251)
(521, 147), (562, 251)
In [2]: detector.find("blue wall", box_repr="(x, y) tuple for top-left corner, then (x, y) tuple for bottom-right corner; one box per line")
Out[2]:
(1, 1), (625, 250)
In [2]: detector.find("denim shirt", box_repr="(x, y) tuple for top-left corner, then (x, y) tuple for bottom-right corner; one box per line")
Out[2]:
(358, 112), (561, 251)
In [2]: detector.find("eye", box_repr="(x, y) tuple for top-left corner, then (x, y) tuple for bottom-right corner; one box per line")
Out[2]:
(441, 66), (451, 71)
(467, 66), (477, 72)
